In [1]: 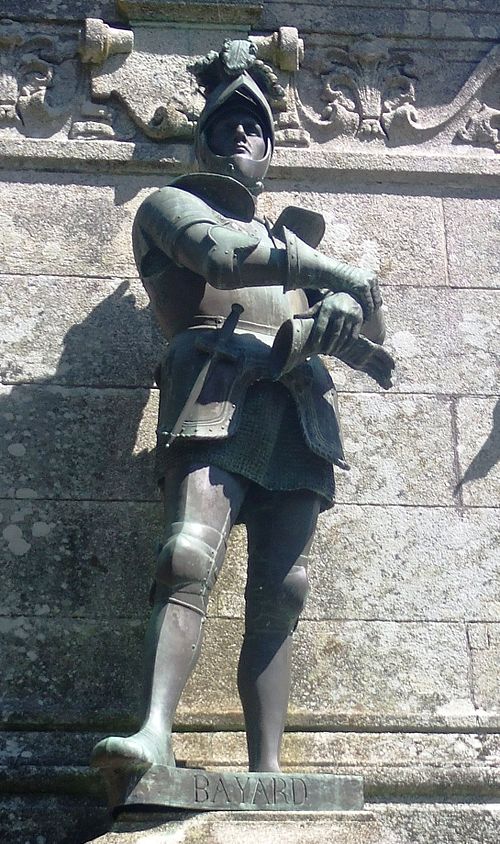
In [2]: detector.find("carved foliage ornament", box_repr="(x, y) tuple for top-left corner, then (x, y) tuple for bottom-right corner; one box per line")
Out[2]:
(320, 35), (416, 141)
(292, 34), (500, 153)
(0, 16), (499, 155)
(458, 104), (500, 153)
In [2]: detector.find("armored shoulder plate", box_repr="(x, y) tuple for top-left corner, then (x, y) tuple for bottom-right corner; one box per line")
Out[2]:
(271, 206), (326, 248)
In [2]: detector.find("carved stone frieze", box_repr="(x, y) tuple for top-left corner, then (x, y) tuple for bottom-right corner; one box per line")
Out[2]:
(0, 18), (79, 137)
(319, 36), (417, 141)
(250, 28), (309, 147)
(383, 43), (500, 149)
(457, 104), (500, 153)
(0, 12), (499, 158)
(79, 17), (134, 65)
(288, 35), (500, 154)
(81, 21), (305, 145)
(82, 22), (210, 142)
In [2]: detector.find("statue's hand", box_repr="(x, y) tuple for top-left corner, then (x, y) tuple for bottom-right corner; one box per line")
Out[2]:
(326, 264), (382, 321)
(295, 292), (364, 356)
(337, 338), (395, 390)
(357, 343), (395, 390)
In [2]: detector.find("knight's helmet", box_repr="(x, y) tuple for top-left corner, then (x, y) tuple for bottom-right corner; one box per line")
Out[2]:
(190, 40), (281, 193)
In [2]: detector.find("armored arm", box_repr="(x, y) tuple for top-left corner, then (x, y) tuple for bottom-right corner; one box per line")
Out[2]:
(133, 186), (380, 319)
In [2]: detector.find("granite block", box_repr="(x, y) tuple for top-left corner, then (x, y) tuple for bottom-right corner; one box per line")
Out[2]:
(260, 4), (430, 36)
(430, 10), (500, 39)
(0, 500), (160, 618)
(0, 384), (158, 501)
(0, 172), (164, 278)
(0, 617), (478, 730)
(178, 618), (477, 730)
(261, 186), (448, 287)
(334, 394), (455, 505)
(0, 616), (145, 728)
(0, 795), (108, 844)
(216, 506), (500, 622)
(456, 396), (500, 506)
(91, 804), (500, 844)
(468, 622), (500, 717)
(328, 287), (500, 395)
(443, 196), (500, 288)
(0, 2), (119, 21)
(0, 275), (165, 387)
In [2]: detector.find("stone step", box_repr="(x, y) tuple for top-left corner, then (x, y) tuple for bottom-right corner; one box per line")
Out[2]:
(88, 804), (500, 844)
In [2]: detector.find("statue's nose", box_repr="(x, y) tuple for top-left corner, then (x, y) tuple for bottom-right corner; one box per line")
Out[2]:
(234, 123), (246, 139)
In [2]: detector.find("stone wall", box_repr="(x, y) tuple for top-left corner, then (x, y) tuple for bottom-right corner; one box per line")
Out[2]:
(0, 2), (498, 842)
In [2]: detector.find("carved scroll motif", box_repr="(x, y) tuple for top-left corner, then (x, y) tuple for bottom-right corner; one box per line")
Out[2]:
(0, 18), (79, 137)
(291, 35), (500, 153)
(80, 23), (306, 144)
(457, 104), (500, 153)
(384, 42), (500, 150)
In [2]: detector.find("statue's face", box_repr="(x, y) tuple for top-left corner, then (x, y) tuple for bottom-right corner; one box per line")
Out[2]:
(206, 108), (267, 162)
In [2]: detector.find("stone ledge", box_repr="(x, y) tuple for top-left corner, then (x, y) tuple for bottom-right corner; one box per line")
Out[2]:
(89, 803), (500, 844)
(2, 731), (499, 803)
(1, 139), (499, 185)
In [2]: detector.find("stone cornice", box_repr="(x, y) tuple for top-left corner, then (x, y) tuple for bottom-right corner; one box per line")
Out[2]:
(0, 138), (498, 188)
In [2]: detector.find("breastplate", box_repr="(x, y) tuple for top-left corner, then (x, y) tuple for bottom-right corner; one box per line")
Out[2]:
(143, 217), (308, 341)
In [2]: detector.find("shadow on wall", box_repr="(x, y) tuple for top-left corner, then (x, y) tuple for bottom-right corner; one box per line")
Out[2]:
(50, 278), (163, 389)
(1, 280), (163, 504)
(1, 277), (167, 613)
(0, 282), (168, 840)
(455, 396), (500, 494)
(1, 280), (166, 708)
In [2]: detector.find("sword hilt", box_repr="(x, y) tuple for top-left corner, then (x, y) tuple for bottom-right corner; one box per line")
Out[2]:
(220, 302), (244, 339)
(196, 303), (244, 359)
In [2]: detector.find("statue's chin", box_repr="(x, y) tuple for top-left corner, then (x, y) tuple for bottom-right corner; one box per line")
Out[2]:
(225, 158), (267, 194)
(198, 152), (267, 195)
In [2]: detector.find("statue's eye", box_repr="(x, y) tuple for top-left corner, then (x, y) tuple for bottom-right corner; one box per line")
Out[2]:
(244, 121), (261, 136)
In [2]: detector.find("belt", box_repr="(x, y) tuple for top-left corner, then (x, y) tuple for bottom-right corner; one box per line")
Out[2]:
(188, 315), (277, 346)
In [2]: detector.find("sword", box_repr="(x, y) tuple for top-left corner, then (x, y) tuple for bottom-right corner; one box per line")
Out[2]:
(164, 303), (244, 448)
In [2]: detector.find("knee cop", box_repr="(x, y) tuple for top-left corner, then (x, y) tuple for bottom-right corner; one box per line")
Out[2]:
(154, 520), (226, 615)
(244, 555), (309, 636)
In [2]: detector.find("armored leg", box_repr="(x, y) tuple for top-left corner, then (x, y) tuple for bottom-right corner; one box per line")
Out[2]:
(238, 488), (320, 772)
(92, 462), (248, 779)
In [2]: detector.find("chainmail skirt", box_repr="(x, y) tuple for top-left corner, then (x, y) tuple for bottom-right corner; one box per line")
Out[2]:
(157, 380), (335, 511)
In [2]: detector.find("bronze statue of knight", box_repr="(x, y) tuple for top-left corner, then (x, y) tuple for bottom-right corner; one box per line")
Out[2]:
(91, 57), (392, 789)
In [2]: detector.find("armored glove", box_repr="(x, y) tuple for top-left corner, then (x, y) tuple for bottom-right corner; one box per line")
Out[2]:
(281, 227), (382, 321)
(293, 292), (364, 356)
(270, 291), (395, 389)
